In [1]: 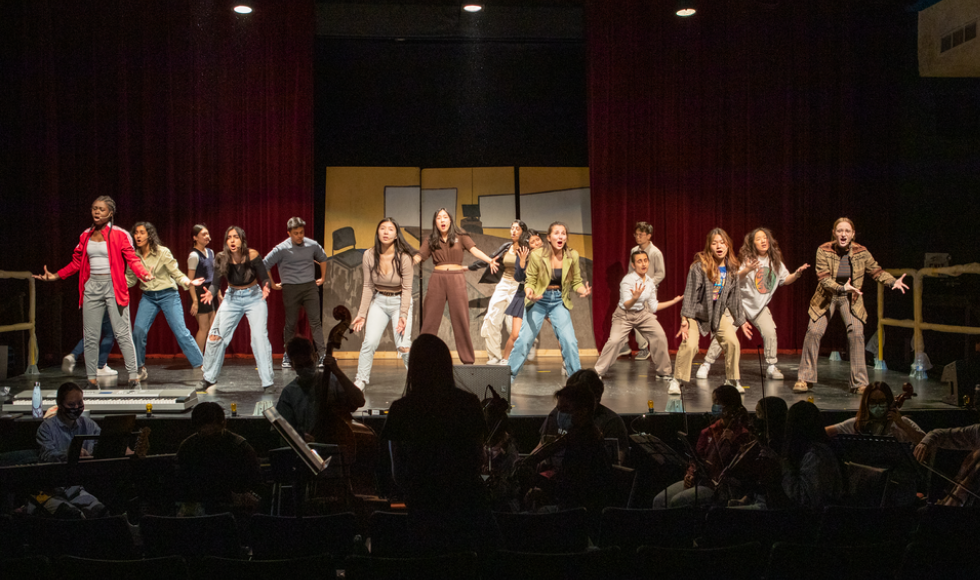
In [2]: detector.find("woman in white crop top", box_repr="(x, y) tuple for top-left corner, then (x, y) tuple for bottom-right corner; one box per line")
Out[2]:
(350, 218), (417, 390)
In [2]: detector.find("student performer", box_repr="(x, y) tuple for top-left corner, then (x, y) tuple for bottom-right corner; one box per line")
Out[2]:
(188, 224), (219, 353)
(470, 219), (529, 365)
(624, 221), (667, 360)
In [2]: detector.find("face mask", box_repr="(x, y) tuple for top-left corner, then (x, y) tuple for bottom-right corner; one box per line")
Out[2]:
(753, 418), (767, 436)
(296, 367), (317, 381)
(711, 404), (724, 418)
(64, 406), (84, 421)
(869, 404), (887, 418)
(556, 411), (572, 432)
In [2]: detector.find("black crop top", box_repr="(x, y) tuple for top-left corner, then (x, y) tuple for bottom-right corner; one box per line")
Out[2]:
(549, 267), (563, 287)
(210, 256), (270, 295)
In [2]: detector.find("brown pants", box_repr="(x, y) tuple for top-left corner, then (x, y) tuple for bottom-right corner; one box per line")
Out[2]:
(798, 296), (868, 389)
(595, 308), (672, 377)
(421, 270), (475, 364)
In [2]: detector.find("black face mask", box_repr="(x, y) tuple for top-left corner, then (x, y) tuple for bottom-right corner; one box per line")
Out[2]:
(63, 406), (84, 421)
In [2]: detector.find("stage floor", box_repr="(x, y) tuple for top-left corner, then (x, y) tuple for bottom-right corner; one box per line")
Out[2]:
(5, 353), (955, 418)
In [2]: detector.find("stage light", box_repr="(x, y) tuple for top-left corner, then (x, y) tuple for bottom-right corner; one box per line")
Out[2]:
(233, 5), (253, 14)
(676, 1), (696, 17)
(463, 4), (483, 13)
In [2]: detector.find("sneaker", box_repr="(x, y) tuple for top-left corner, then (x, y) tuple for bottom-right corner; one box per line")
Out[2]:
(401, 353), (410, 369)
(499, 358), (508, 366)
(766, 365), (784, 380)
(281, 354), (292, 369)
(696, 363), (711, 379)
(561, 361), (568, 377)
(618, 346), (632, 358)
(317, 354), (325, 368)
(668, 379), (682, 395)
(97, 365), (118, 377)
(793, 381), (810, 393)
(128, 379), (143, 391)
(136, 366), (148, 381)
(636, 349), (651, 361)
(62, 354), (77, 374)
(195, 379), (214, 392)
(725, 379), (747, 394)
(527, 348), (537, 362)
(487, 357), (501, 366)
(354, 380), (366, 391)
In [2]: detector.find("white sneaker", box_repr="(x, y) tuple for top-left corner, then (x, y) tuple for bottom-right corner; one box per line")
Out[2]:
(667, 379), (682, 395)
(696, 363), (711, 379)
(62, 354), (77, 374)
(793, 381), (810, 393)
(354, 380), (366, 391)
(137, 366), (149, 381)
(527, 348), (537, 362)
(725, 379), (747, 394)
(766, 365), (784, 380)
(561, 361), (568, 377)
(618, 346), (632, 358)
(499, 358), (508, 366)
(487, 357), (501, 366)
(636, 349), (651, 361)
(97, 365), (118, 377)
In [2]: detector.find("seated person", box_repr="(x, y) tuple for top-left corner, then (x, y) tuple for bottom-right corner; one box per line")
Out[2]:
(538, 370), (630, 465)
(653, 384), (752, 508)
(782, 401), (843, 509)
(33, 382), (106, 518)
(914, 423), (980, 506)
(825, 381), (924, 444)
(729, 396), (790, 510)
(176, 402), (262, 516)
(523, 381), (614, 514)
(275, 336), (365, 442)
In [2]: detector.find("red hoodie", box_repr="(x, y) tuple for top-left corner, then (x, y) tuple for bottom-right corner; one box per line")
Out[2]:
(57, 224), (150, 308)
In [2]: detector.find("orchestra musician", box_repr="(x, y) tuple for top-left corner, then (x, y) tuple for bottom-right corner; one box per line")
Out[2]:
(914, 423), (980, 506)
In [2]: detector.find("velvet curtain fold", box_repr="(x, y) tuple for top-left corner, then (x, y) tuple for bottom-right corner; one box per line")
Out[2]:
(8, 0), (314, 359)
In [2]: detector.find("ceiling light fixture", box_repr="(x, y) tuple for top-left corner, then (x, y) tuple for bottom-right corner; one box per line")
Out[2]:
(676, 1), (696, 17)
(463, 4), (483, 13)
(234, 5), (253, 14)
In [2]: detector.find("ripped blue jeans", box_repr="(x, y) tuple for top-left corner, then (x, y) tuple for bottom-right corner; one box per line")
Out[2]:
(201, 285), (274, 388)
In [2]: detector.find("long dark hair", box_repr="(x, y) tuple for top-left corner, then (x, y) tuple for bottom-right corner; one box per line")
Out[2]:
(214, 225), (249, 277)
(854, 381), (895, 434)
(512, 219), (530, 248)
(756, 396), (788, 451)
(784, 401), (831, 469)
(427, 208), (468, 251)
(738, 227), (785, 272)
(92, 195), (117, 231)
(403, 334), (457, 398)
(695, 227), (740, 284)
(372, 217), (417, 280)
(132, 221), (162, 255)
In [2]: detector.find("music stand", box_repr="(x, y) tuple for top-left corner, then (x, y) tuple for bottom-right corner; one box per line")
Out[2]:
(263, 408), (333, 477)
(836, 434), (922, 506)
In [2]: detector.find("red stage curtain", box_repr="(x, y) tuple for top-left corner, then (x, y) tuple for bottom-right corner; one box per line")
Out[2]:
(10, 0), (314, 358)
(587, 0), (871, 353)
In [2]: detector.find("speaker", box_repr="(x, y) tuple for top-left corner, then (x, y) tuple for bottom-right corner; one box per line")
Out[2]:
(452, 364), (511, 403)
(941, 359), (980, 407)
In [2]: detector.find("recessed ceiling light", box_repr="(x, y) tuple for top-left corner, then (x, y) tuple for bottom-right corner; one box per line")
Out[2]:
(234, 5), (253, 14)
(463, 4), (483, 13)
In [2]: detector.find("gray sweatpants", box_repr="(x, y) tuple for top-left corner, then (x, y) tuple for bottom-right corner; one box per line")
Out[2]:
(82, 274), (139, 380)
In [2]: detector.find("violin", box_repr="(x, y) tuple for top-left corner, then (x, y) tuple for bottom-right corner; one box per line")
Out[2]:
(892, 382), (917, 410)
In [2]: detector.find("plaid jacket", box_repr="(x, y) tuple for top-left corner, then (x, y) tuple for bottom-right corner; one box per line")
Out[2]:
(808, 242), (896, 323)
(680, 261), (745, 336)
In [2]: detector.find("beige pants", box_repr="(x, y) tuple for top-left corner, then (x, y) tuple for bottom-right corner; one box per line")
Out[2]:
(674, 310), (739, 382)
(595, 308), (672, 377)
(798, 296), (868, 389)
(705, 306), (778, 366)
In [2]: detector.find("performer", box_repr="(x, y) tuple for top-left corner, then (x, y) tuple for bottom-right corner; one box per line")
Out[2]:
(198, 226), (274, 390)
(501, 231), (543, 365)
(34, 196), (151, 388)
(351, 217), (417, 390)
(669, 228), (752, 395)
(188, 224), (219, 353)
(794, 218), (908, 393)
(470, 219), (528, 365)
(412, 208), (499, 365)
(594, 250), (681, 379)
(508, 222), (591, 380)
(127, 221), (205, 381)
(263, 217), (328, 368)
(698, 227), (809, 381)
(624, 221), (667, 360)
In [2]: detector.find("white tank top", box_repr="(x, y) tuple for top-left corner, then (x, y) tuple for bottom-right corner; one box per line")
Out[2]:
(87, 240), (110, 274)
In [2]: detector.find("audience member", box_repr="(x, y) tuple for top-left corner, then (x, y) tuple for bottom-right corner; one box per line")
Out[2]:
(176, 402), (262, 516)
(782, 401), (843, 509)
(537, 369), (629, 465)
(33, 382), (106, 518)
(380, 334), (498, 554)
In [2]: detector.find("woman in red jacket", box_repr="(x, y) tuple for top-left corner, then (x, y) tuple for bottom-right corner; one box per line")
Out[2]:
(35, 196), (153, 388)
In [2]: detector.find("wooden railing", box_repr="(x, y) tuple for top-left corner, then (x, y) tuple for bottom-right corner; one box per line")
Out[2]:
(0, 271), (39, 375)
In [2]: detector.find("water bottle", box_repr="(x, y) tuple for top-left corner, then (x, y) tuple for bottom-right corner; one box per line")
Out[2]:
(32, 381), (43, 419)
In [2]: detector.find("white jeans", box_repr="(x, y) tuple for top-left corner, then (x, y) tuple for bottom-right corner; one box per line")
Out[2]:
(481, 276), (520, 361)
(355, 293), (413, 386)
